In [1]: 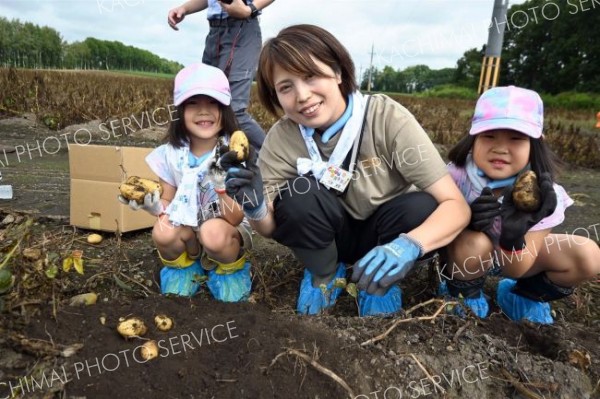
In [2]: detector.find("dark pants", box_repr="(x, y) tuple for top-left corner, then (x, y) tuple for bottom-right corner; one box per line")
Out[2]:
(203, 18), (265, 150)
(272, 177), (438, 272)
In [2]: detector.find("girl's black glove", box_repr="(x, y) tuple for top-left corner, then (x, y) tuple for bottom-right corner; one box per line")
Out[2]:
(499, 173), (557, 251)
(219, 147), (264, 211)
(469, 187), (501, 233)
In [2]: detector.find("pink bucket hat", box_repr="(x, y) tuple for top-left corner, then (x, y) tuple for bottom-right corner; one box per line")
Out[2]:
(469, 86), (544, 139)
(173, 63), (231, 106)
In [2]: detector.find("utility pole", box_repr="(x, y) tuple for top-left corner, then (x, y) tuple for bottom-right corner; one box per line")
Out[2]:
(358, 65), (363, 89)
(478, 0), (509, 95)
(367, 43), (374, 92)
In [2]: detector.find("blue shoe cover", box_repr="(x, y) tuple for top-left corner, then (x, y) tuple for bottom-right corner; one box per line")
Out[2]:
(207, 262), (252, 302)
(160, 262), (204, 296)
(437, 280), (488, 318)
(438, 279), (450, 296)
(497, 278), (553, 324)
(358, 285), (402, 317)
(297, 263), (346, 315)
(462, 291), (489, 318)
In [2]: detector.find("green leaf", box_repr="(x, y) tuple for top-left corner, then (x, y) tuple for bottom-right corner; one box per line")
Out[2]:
(333, 278), (347, 289)
(345, 283), (358, 298)
(45, 264), (58, 279)
(319, 283), (327, 294)
(113, 274), (134, 291)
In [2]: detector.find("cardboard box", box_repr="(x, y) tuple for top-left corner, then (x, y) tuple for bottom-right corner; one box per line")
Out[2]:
(68, 144), (158, 232)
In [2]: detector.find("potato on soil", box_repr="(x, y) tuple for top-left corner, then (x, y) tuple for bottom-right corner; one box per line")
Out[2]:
(154, 314), (174, 331)
(512, 170), (541, 212)
(87, 233), (103, 244)
(229, 130), (250, 161)
(117, 317), (148, 338)
(140, 340), (159, 361)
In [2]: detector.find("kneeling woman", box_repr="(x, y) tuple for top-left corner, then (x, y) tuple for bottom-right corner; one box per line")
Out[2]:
(221, 24), (470, 316)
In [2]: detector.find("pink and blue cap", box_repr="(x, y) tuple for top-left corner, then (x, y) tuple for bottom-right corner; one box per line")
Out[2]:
(173, 63), (231, 107)
(469, 86), (544, 139)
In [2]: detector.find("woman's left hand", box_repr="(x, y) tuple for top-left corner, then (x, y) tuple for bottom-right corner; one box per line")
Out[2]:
(499, 173), (557, 251)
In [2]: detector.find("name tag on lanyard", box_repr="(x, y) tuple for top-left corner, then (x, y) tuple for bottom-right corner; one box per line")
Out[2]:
(320, 165), (352, 192)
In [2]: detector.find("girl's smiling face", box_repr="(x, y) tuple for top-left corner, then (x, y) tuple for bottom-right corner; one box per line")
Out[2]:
(272, 58), (346, 131)
(472, 129), (531, 180)
(183, 95), (222, 142)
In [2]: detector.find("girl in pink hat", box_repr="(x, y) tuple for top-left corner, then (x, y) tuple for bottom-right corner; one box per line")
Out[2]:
(441, 86), (600, 323)
(119, 63), (252, 301)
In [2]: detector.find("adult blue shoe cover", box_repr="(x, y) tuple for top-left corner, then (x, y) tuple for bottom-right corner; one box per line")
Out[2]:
(497, 278), (553, 324)
(297, 263), (346, 315)
(160, 262), (204, 296)
(358, 285), (402, 317)
(207, 262), (252, 302)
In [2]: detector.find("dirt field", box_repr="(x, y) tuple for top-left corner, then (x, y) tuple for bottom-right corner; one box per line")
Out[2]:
(0, 115), (599, 399)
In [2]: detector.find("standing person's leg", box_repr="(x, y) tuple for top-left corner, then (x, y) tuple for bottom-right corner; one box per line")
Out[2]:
(271, 177), (349, 314)
(203, 21), (265, 150)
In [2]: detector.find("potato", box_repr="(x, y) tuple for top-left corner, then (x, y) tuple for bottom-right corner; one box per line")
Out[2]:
(230, 130), (250, 161)
(119, 176), (163, 204)
(87, 233), (103, 244)
(512, 170), (541, 212)
(69, 292), (98, 306)
(140, 340), (159, 361)
(154, 314), (174, 331)
(119, 183), (147, 204)
(125, 176), (162, 194)
(117, 317), (148, 338)
(154, 314), (173, 330)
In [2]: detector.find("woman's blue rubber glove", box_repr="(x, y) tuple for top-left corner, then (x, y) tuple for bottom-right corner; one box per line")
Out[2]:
(352, 235), (422, 294)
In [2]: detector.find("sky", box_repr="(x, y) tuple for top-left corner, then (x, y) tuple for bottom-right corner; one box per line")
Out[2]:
(0, 0), (528, 73)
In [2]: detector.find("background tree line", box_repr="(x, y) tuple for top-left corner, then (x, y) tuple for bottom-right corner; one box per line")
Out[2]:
(0, 17), (182, 74)
(2, 0), (599, 93)
(362, 0), (599, 95)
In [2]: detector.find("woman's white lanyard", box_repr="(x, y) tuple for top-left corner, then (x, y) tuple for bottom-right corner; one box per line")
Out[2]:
(297, 92), (369, 192)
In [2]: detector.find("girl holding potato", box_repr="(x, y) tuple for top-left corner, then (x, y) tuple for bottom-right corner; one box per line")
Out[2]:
(442, 86), (600, 323)
(119, 63), (252, 302)
(219, 24), (470, 317)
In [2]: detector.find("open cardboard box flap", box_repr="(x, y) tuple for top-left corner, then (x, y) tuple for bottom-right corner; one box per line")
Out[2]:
(68, 144), (158, 232)
(69, 144), (155, 182)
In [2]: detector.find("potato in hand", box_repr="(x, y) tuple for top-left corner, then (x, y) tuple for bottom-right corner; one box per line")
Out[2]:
(119, 176), (163, 204)
(512, 170), (541, 212)
(229, 130), (250, 162)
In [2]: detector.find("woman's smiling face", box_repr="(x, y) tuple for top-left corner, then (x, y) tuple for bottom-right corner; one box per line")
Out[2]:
(272, 58), (346, 130)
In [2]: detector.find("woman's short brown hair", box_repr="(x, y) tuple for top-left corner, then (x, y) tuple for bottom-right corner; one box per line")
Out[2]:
(257, 24), (358, 117)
